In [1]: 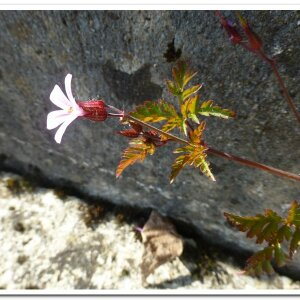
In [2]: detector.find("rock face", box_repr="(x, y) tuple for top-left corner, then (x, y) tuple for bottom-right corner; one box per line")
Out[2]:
(0, 11), (299, 277)
(1, 172), (300, 289)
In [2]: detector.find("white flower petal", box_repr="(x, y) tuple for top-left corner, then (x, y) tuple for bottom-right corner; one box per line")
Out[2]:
(50, 85), (71, 109)
(54, 114), (78, 144)
(47, 110), (70, 130)
(64, 74), (77, 107)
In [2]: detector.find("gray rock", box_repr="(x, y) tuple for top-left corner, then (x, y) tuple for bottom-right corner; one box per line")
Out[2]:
(0, 11), (299, 278)
(1, 172), (300, 290)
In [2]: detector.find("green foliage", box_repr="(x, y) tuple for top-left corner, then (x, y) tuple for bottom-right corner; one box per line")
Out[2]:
(170, 122), (215, 183)
(196, 100), (236, 119)
(130, 100), (179, 123)
(224, 201), (300, 276)
(119, 61), (235, 182)
(130, 61), (235, 138)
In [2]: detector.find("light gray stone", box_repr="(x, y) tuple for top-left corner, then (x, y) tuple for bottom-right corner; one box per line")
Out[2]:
(1, 172), (300, 290)
(0, 11), (299, 278)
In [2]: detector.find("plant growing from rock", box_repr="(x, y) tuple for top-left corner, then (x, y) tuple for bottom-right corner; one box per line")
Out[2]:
(224, 201), (300, 276)
(216, 11), (300, 123)
(47, 56), (299, 278)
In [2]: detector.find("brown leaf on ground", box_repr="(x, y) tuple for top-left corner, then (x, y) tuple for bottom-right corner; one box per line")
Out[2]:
(140, 210), (184, 283)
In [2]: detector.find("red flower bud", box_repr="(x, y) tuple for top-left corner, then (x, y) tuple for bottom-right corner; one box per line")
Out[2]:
(237, 13), (262, 51)
(78, 100), (108, 122)
(117, 128), (141, 138)
(216, 11), (243, 45)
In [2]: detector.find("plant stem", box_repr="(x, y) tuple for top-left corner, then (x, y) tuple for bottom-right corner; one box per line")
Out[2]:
(207, 147), (300, 182)
(256, 50), (300, 123)
(123, 113), (300, 182)
(126, 115), (190, 145)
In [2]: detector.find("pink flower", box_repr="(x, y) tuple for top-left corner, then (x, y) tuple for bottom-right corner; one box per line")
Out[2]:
(47, 74), (85, 143)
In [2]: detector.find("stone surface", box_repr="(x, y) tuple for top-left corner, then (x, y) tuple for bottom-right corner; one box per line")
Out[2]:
(1, 172), (300, 290)
(0, 11), (299, 278)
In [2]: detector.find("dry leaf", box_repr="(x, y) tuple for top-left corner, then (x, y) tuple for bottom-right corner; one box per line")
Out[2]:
(140, 210), (184, 283)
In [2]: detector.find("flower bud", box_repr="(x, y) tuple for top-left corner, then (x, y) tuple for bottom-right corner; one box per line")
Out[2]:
(78, 100), (108, 122)
(237, 13), (262, 50)
(216, 11), (243, 45)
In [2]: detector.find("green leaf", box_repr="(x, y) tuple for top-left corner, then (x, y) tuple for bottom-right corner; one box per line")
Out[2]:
(224, 213), (258, 233)
(165, 79), (180, 96)
(246, 218), (269, 239)
(289, 228), (300, 258)
(256, 220), (279, 244)
(245, 247), (274, 276)
(277, 224), (292, 243)
(173, 145), (194, 154)
(190, 148), (215, 181)
(186, 95), (200, 123)
(171, 61), (197, 90)
(116, 138), (156, 177)
(262, 260), (274, 275)
(182, 84), (202, 101)
(161, 116), (184, 133)
(130, 100), (178, 123)
(169, 154), (190, 184)
(286, 200), (300, 227)
(224, 210), (283, 245)
(170, 143), (215, 183)
(274, 243), (288, 267)
(196, 100), (236, 119)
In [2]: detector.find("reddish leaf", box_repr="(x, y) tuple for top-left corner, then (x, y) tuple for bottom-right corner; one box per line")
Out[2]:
(116, 138), (156, 177)
(117, 129), (140, 138)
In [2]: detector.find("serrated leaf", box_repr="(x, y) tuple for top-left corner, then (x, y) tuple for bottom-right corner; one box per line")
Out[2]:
(130, 100), (178, 123)
(245, 247), (274, 276)
(116, 138), (156, 177)
(173, 145), (194, 154)
(246, 218), (268, 239)
(182, 84), (202, 101)
(274, 243), (288, 267)
(224, 210), (283, 245)
(171, 61), (198, 90)
(196, 100), (236, 119)
(277, 224), (292, 242)
(186, 95), (200, 123)
(224, 213), (262, 232)
(161, 116), (183, 132)
(170, 155), (190, 183)
(165, 79), (180, 96)
(256, 221), (278, 244)
(188, 122), (206, 145)
(181, 98), (190, 119)
(289, 228), (300, 258)
(286, 201), (300, 227)
(170, 143), (214, 183)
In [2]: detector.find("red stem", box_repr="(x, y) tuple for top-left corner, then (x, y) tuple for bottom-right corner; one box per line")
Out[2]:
(256, 50), (300, 123)
(207, 147), (300, 182)
(125, 114), (300, 182)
